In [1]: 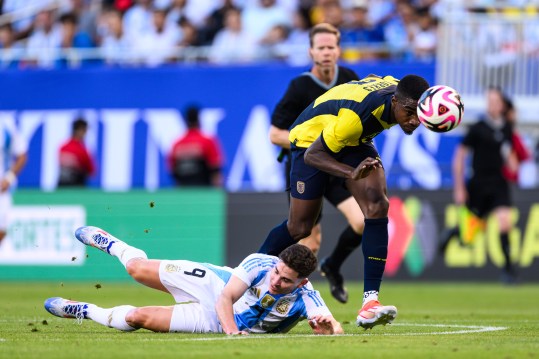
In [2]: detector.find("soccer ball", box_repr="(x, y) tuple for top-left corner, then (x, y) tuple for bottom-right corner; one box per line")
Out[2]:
(417, 85), (464, 133)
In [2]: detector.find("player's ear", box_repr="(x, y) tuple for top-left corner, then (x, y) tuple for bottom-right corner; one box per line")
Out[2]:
(298, 278), (309, 288)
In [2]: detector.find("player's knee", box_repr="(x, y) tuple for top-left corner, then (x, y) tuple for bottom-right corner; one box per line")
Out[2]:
(125, 308), (145, 328)
(287, 222), (312, 241)
(125, 259), (146, 281)
(363, 190), (389, 217)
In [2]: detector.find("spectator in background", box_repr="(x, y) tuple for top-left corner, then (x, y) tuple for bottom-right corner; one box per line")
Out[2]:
(241, 0), (291, 43)
(168, 105), (224, 187)
(165, 0), (187, 30)
(340, 0), (385, 61)
(197, 0), (241, 45)
(280, 8), (311, 65)
(62, 0), (100, 45)
(315, 0), (344, 28)
(411, 7), (437, 62)
(24, 8), (61, 68)
(99, 7), (133, 65)
(58, 118), (96, 187)
(0, 23), (24, 69)
(57, 12), (95, 68)
(1, 0), (38, 40)
(0, 116), (28, 245)
(122, 0), (154, 41)
(177, 16), (200, 48)
(258, 23), (290, 61)
(132, 7), (180, 66)
(208, 7), (257, 64)
(340, 0), (385, 45)
(383, 1), (418, 61)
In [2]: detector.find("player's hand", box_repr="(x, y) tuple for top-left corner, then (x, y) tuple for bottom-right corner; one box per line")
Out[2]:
(308, 315), (343, 335)
(351, 157), (381, 180)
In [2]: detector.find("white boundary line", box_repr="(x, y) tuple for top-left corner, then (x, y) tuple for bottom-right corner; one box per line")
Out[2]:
(0, 322), (507, 343)
(151, 323), (508, 342)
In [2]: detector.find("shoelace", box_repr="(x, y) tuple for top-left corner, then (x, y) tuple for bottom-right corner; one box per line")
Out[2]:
(64, 303), (88, 324)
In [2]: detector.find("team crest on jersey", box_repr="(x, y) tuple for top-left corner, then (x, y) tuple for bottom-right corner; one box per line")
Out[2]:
(260, 294), (276, 308)
(165, 264), (180, 272)
(296, 181), (305, 194)
(275, 299), (290, 314)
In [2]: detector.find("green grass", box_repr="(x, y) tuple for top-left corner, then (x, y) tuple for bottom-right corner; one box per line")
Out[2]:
(1, 281), (538, 359)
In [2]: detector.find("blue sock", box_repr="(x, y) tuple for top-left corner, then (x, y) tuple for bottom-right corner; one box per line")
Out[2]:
(362, 217), (388, 293)
(258, 220), (297, 256)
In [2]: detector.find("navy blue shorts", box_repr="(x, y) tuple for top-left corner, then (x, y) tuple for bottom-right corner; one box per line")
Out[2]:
(290, 142), (380, 200)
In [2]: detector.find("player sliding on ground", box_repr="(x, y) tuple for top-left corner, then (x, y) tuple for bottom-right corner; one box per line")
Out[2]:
(44, 226), (343, 335)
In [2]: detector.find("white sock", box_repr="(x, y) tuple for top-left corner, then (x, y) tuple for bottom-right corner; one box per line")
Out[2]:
(87, 304), (137, 332)
(363, 290), (379, 305)
(108, 241), (148, 268)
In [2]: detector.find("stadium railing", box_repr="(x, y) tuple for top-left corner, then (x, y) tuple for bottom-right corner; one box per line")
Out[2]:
(437, 10), (539, 124)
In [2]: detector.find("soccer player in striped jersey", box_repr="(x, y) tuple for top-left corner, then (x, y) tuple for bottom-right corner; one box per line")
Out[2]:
(258, 74), (430, 329)
(269, 22), (363, 304)
(44, 226), (343, 335)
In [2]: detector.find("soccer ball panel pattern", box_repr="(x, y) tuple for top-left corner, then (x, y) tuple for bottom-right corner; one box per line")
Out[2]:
(417, 85), (464, 133)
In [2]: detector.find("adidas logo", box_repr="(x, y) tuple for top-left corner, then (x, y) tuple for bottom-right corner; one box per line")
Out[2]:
(92, 233), (110, 247)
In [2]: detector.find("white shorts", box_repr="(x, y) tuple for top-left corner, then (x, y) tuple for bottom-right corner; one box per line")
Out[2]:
(0, 192), (12, 231)
(159, 260), (228, 333)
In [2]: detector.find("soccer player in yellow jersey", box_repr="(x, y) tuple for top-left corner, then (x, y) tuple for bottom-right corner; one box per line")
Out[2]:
(258, 74), (430, 329)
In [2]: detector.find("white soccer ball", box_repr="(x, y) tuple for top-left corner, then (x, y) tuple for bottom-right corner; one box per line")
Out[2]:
(417, 85), (464, 133)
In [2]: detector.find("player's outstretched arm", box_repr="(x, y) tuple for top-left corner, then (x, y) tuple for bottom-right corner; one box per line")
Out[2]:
(215, 275), (250, 335)
(304, 138), (355, 179)
(308, 314), (344, 335)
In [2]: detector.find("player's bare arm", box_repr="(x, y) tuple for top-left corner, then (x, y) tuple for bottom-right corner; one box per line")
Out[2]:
(215, 275), (250, 335)
(269, 125), (291, 149)
(305, 138), (379, 180)
(308, 314), (344, 335)
(304, 138), (355, 178)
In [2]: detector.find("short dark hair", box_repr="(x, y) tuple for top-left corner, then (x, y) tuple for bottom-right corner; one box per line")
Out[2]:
(309, 22), (340, 47)
(279, 244), (317, 278)
(395, 75), (430, 102)
(59, 12), (78, 25)
(184, 105), (200, 128)
(72, 118), (88, 133)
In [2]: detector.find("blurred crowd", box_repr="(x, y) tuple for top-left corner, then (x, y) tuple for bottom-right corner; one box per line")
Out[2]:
(0, 0), (538, 68)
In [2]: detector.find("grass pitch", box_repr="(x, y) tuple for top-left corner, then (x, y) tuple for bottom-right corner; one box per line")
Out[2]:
(1, 281), (538, 359)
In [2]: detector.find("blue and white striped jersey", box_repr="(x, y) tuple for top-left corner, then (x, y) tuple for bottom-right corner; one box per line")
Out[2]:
(230, 253), (331, 334)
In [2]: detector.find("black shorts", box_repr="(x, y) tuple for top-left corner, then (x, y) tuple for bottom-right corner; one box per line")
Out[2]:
(466, 176), (511, 218)
(289, 142), (380, 201)
(284, 158), (350, 207)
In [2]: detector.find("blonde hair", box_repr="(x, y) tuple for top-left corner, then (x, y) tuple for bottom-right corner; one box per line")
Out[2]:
(309, 22), (341, 47)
